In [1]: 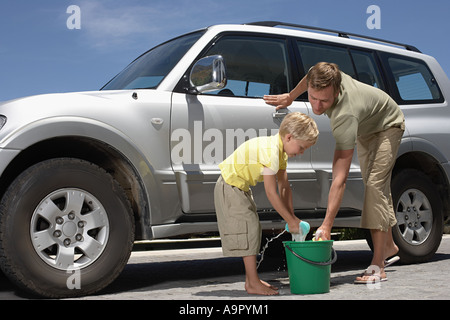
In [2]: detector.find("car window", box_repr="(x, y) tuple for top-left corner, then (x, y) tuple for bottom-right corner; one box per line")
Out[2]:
(387, 56), (443, 102)
(350, 50), (385, 90)
(102, 31), (204, 90)
(296, 41), (355, 77)
(201, 35), (292, 97)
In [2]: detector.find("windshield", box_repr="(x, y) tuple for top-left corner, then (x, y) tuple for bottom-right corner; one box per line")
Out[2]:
(102, 31), (205, 90)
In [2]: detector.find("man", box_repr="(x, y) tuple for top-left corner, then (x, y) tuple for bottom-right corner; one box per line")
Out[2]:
(264, 62), (404, 283)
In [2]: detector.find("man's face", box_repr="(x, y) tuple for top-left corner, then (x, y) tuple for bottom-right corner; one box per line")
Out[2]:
(308, 85), (339, 115)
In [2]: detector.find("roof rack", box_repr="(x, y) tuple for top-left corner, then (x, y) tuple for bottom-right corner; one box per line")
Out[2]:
(246, 21), (421, 53)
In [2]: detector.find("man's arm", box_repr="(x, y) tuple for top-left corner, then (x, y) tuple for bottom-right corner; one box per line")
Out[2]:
(263, 168), (300, 233)
(319, 149), (354, 240)
(263, 75), (308, 110)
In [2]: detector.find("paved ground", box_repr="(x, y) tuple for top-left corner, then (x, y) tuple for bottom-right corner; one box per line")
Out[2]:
(1, 235), (449, 302)
(73, 234), (450, 300)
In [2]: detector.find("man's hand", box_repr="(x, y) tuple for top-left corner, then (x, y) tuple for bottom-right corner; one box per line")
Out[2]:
(316, 227), (331, 240)
(263, 93), (293, 110)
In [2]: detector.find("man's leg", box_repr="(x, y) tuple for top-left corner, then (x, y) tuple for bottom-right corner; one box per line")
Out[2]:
(356, 128), (403, 283)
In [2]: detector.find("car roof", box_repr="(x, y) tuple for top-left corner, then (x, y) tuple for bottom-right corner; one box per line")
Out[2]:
(203, 22), (428, 59)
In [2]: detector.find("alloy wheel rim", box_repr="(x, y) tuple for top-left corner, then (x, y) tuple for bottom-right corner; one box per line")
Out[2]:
(30, 188), (110, 270)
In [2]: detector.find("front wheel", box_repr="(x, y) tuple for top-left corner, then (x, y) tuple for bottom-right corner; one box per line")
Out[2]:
(0, 158), (134, 298)
(391, 169), (443, 264)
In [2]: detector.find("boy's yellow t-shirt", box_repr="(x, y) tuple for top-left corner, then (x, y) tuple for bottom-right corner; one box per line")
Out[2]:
(219, 134), (288, 192)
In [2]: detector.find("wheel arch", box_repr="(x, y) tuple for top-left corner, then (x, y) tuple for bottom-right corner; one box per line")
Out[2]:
(0, 135), (153, 240)
(394, 150), (450, 222)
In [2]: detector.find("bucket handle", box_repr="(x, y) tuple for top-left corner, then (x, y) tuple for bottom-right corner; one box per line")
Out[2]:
(285, 244), (337, 266)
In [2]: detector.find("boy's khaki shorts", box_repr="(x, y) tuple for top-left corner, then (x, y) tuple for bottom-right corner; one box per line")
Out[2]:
(214, 176), (261, 257)
(357, 125), (404, 232)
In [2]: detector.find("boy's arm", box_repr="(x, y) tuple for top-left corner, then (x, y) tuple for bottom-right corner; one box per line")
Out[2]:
(263, 75), (308, 110)
(277, 169), (294, 216)
(263, 168), (300, 233)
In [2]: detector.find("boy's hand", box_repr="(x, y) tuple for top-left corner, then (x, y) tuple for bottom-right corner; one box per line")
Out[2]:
(286, 218), (301, 234)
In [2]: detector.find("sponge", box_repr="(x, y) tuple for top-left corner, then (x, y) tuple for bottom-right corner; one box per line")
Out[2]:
(285, 221), (310, 241)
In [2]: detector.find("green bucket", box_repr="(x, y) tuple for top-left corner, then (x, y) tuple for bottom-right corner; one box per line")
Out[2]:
(283, 240), (337, 294)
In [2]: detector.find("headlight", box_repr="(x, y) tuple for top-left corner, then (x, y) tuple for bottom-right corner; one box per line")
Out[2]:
(0, 115), (7, 130)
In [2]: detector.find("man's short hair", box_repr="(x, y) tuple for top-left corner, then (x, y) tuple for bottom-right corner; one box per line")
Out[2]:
(306, 62), (342, 94)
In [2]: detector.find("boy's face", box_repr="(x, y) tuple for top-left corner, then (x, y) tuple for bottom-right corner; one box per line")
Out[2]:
(308, 85), (338, 115)
(282, 134), (314, 158)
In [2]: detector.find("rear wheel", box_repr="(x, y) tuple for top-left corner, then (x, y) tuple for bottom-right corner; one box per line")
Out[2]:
(0, 158), (134, 298)
(391, 169), (443, 263)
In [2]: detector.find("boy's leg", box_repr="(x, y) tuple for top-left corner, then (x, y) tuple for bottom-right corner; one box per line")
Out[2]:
(215, 177), (277, 295)
(243, 255), (278, 295)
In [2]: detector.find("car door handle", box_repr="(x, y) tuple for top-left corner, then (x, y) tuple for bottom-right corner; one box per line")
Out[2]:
(272, 112), (288, 119)
(151, 118), (164, 125)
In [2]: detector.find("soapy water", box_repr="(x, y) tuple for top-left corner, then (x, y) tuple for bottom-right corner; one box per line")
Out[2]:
(257, 221), (311, 269)
(257, 228), (287, 270)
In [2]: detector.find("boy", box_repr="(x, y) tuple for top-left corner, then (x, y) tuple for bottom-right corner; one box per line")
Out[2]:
(214, 112), (319, 295)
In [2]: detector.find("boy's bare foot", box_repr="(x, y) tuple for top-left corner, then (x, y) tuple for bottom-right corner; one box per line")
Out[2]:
(260, 279), (278, 290)
(245, 280), (279, 295)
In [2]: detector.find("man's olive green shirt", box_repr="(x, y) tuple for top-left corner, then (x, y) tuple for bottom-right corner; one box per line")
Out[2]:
(325, 72), (405, 150)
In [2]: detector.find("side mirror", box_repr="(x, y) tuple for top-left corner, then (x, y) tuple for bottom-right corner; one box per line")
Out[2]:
(190, 55), (227, 93)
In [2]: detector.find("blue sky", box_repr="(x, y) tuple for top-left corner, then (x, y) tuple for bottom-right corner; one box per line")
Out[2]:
(1, 0), (449, 102)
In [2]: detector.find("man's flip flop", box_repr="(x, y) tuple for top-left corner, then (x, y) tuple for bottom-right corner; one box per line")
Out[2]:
(354, 265), (387, 284)
(384, 256), (400, 268)
(354, 274), (388, 284)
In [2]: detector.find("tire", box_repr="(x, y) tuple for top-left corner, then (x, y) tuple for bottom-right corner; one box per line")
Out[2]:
(0, 158), (134, 298)
(391, 169), (443, 264)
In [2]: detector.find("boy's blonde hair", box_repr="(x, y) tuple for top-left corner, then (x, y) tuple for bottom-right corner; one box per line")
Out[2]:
(279, 112), (319, 144)
(306, 62), (342, 94)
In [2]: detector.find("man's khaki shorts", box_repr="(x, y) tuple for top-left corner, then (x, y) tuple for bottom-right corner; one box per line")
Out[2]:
(357, 125), (404, 232)
(214, 176), (261, 257)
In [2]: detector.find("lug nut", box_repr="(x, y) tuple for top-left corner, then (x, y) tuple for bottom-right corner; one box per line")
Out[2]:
(53, 230), (62, 238)
(78, 221), (84, 228)
(68, 212), (75, 220)
(75, 234), (83, 241)
(56, 217), (64, 224)
(64, 238), (71, 246)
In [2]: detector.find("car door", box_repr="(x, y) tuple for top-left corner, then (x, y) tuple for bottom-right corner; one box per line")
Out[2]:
(171, 34), (318, 213)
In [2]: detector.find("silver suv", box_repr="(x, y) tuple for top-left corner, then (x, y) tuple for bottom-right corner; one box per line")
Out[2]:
(1, 22), (449, 298)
